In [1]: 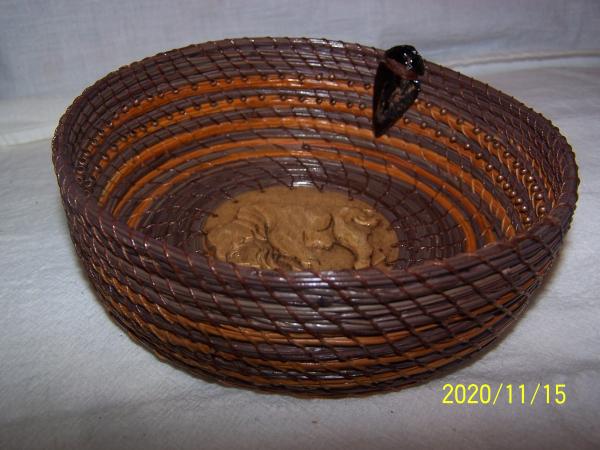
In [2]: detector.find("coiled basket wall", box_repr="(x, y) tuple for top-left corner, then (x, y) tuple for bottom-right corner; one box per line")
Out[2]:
(53, 37), (578, 396)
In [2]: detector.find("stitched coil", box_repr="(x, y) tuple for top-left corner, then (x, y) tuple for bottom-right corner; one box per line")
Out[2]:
(52, 37), (578, 396)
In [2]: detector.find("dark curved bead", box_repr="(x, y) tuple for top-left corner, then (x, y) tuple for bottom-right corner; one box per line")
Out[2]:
(373, 45), (424, 138)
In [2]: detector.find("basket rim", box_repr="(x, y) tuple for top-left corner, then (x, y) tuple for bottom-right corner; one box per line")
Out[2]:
(52, 36), (580, 283)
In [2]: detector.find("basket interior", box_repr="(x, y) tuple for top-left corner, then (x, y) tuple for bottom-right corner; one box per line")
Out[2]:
(64, 38), (570, 270)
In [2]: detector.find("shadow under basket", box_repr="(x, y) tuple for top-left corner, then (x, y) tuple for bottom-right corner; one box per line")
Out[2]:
(52, 37), (578, 396)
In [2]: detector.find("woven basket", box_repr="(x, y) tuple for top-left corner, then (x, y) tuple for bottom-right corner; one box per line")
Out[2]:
(52, 37), (578, 396)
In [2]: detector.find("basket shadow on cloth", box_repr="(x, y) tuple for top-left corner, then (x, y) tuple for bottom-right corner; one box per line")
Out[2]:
(52, 37), (578, 396)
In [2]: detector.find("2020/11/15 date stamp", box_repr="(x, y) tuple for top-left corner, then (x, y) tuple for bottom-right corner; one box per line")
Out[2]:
(442, 383), (567, 405)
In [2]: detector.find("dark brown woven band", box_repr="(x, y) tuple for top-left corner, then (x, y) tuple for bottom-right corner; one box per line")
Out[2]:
(52, 37), (578, 396)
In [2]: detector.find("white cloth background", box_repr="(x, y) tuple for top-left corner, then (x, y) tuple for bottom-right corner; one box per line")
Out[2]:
(1, 1), (599, 449)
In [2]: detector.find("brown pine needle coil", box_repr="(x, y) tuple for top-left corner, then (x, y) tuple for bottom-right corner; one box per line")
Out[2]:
(52, 37), (578, 397)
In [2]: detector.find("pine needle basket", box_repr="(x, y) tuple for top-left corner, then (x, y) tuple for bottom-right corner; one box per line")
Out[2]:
(52, 37), (578, 397)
